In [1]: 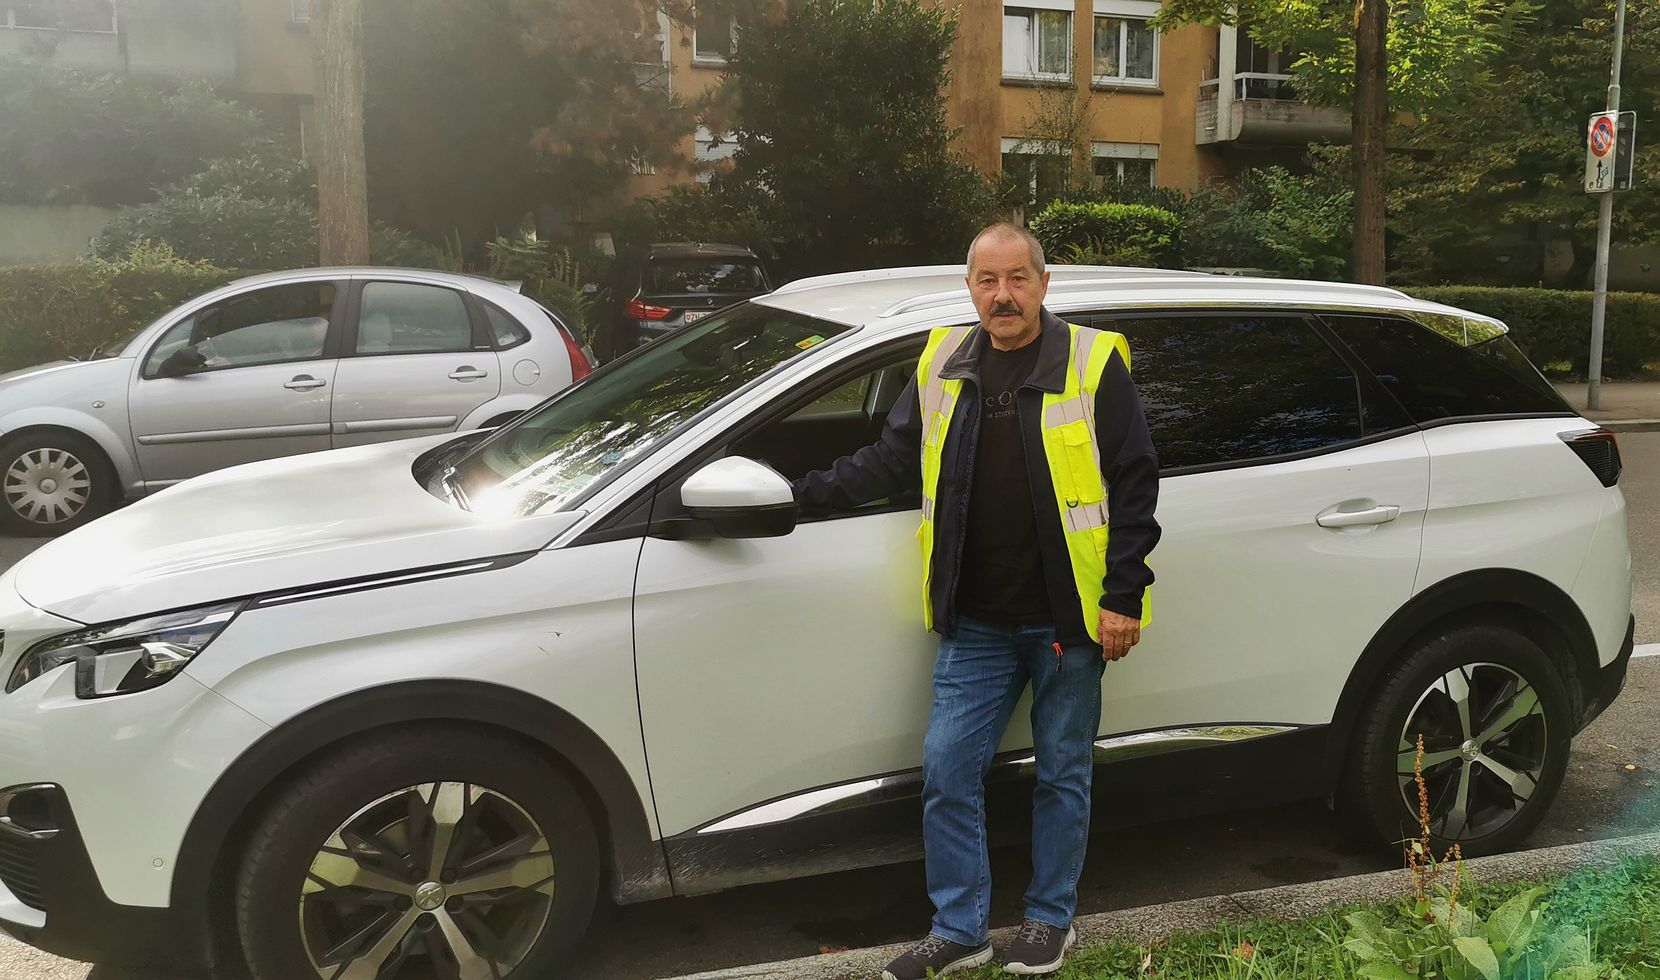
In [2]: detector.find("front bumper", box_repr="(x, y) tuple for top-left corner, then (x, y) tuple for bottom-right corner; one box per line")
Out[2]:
(1577, 614), (1636, 732)
(0, 784), (202, 967)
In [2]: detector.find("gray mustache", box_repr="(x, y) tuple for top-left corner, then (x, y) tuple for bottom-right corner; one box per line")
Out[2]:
(991, 302), (1022, 317)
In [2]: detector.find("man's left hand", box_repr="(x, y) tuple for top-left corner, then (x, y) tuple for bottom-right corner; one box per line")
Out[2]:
(1098, 609), (1141, 663)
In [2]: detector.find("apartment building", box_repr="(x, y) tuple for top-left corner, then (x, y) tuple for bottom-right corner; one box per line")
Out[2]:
(627, 1), (1349, 208)
(0, 0), (315, 150)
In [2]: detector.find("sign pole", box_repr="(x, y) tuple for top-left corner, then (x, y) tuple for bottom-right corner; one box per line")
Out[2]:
(1589, 0), (1627, 411)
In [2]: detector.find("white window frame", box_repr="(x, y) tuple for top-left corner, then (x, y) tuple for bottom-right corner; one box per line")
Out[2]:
(290, 0), (310, 25)
(695, 126), (737, 184)
(1003, 2), (1074, 83)
(3, 1), (118, 33)
(1091, 0), (1160, 87)
(1001, 136), (1071, 204)
(1091, 140), (1159, 187)
(692, 7), (738, 66)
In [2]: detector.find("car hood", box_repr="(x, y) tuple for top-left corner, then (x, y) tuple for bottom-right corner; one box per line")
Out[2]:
(0, 359), (127, 413)
(14, 435), (584, 624)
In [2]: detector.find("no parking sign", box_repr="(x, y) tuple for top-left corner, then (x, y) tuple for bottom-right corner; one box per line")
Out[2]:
(1586, 110), (1637, 193)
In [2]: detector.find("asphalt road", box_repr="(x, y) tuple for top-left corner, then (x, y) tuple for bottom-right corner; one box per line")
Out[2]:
(0, 432), (1655, 980)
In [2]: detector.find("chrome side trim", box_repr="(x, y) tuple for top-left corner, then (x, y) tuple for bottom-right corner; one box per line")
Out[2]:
(137, 423), (332, 446)
(251, 555), (532, 608)
(333, 416), (459, 435)
(695, 724), (1303, 835)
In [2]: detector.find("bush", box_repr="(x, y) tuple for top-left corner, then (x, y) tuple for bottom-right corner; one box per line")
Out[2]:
(1028, 202), (1182, 268)
(0, 245), (247, 373)
(0, 58), (262, 206)
(94, 193), (320, 269)
(1409, 285), (1660, 379)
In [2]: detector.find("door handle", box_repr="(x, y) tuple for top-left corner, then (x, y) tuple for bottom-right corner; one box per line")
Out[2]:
(449, 367), (489, 381)
(1316, 503), (1401, 528)
(284, 375), (327, 391)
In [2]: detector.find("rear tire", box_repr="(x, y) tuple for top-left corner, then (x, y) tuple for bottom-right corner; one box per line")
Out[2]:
(0, 430), (117, 537)
(236, 726), (600, 980)
(1339, 622), (1572, 858)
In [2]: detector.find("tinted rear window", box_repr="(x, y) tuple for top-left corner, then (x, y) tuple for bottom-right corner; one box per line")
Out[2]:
(1321, 314), (1571, 422)
(646, 257), (768, 294)
(1108, 314), (1368, 470)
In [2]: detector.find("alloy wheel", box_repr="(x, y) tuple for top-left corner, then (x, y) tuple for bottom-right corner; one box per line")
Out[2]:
(1397, 662), (1550, 842)
(299, 781), (557, 980)
(3, 447), (91, 526)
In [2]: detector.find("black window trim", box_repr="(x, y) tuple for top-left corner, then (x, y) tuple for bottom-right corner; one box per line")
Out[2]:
(138, 277), (348, 381)
(1312, 309), (1577, 426)
(340, 279), (495, 359)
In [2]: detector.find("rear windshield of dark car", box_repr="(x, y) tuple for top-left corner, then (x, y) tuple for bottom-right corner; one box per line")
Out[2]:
(646, 257), (768, 295)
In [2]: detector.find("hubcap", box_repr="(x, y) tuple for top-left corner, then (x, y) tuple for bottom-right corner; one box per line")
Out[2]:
(3, 448), (91, 525)
(1398, 662), (1550, 842)
(299, 781), (556, 979)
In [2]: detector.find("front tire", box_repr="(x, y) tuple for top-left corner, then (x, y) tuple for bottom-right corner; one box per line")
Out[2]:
(236, 727), (600, 980)
(1340, 622), (1572, 858)
(0, 431), (116, 536)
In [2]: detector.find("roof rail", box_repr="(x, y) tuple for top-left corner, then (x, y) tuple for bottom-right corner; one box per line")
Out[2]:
(770, 265), (968, 296)
(877, 274), (1411, 319)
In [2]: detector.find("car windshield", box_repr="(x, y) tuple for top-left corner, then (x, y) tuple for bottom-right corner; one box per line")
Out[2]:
(646, 257), (768, 294)
(450, 302), (849, 517)
(89, 318), (162, 359)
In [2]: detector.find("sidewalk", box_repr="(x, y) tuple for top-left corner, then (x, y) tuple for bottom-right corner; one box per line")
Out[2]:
(1555, 381), (1660, 431)
(667, 832), (1660, 980)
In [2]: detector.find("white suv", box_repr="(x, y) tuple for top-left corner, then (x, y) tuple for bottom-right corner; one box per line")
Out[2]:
(0, 267), (1633, 977)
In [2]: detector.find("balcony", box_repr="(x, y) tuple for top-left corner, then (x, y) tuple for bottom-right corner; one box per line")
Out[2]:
(1195, 72), (1350, 146)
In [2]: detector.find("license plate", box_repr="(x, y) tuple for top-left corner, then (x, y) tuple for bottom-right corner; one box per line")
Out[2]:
(684, 310), (710, 323)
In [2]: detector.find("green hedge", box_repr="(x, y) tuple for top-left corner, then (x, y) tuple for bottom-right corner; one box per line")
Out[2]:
(1029, 202), (1182, 268)
(1408, 286), (1660, 379)
(0, 247), (247, 373)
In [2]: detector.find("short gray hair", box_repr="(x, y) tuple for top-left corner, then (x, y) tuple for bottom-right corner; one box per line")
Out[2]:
(966, 222), (1046, 277)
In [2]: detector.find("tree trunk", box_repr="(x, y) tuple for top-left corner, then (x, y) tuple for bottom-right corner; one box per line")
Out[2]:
(314, 0), (371, 265)
(1351, 0), (1388, 284)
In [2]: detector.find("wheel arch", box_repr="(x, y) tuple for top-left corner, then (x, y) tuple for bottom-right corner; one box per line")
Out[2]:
(0, 415), (138, 497)
(1324, 568), (1598, 785)
(176, 680), (671, 966)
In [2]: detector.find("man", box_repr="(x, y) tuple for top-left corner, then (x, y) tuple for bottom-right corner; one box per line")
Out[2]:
(792, 223), (1160, 977)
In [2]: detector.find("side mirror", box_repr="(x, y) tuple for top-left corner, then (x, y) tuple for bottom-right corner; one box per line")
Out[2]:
(157, 345), (206, 378)
(676, 456), (797, 539)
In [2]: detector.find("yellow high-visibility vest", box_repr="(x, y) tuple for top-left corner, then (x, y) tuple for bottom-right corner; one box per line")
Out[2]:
(915, 322), (1151, 636)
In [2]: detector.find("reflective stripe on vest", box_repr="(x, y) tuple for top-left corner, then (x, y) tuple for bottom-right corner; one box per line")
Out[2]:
(914, 322), (1151, 636)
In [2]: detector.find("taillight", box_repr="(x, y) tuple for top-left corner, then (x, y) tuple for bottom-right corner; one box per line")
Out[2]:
(555, 323), (592, 382)
(1560, 428), (1622, 487)
(624, 297), (673, 321)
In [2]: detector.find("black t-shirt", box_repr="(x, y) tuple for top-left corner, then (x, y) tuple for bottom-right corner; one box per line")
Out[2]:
(956, 339), (1050, 624)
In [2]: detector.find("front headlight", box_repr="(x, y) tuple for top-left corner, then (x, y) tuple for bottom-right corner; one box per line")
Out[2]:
(6, 601), (244, 698)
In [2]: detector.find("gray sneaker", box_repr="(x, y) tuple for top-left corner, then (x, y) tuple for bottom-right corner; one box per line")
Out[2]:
(881, 934), (994, 980)
(1001, 919), (1076, 975)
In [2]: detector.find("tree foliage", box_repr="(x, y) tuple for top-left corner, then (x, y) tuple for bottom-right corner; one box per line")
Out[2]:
(693, 0), (997, 278)
(1152, 0), (1537, 116)
(361, 0), (696, 248)
(0, 58), (261, 206)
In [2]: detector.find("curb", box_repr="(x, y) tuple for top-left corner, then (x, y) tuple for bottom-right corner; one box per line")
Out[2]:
(1602, 419), (1660, 433)
(663, 832), (1660, 980)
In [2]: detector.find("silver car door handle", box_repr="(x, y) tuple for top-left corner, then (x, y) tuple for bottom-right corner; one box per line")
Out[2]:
(449, 367), (489, 381)
(1316, 504), (1401, 528)
(284, 375), (327, 390)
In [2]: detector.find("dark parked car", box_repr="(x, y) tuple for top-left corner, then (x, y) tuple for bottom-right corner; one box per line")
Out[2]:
(602, 242), (771, 358)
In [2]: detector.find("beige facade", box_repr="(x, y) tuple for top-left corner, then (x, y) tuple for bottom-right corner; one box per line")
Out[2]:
(626, 2), (1348, 214)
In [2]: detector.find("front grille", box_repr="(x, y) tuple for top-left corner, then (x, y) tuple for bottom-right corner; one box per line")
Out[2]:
(0, 833), (44, 910)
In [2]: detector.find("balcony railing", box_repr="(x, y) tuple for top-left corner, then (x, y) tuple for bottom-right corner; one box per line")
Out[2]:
(1196, 72), (1349, 146)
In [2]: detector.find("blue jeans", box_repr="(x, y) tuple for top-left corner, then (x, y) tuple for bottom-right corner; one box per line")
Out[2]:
(921, 615), (1105, 946)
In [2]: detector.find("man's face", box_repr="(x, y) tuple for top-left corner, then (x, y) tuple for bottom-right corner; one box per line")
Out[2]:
(966, 233), (1050, 348)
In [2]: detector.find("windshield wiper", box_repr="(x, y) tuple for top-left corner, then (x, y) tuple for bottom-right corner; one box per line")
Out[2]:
(440, 466), (472, 512)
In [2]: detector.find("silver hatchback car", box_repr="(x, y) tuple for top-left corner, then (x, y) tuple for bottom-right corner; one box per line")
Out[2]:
(0, 268), (594, 536)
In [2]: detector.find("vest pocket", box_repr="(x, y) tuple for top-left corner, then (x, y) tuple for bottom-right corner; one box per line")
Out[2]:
(1056, 419), (1105, 504)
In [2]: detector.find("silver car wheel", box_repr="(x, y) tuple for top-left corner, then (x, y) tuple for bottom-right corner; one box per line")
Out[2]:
(1397, 662), (1550, 842)
(3, 447), (92, 526)
(299, 781), (557, 980)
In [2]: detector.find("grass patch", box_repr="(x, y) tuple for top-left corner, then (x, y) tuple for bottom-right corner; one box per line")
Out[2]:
(953, 854), (1660, 979)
